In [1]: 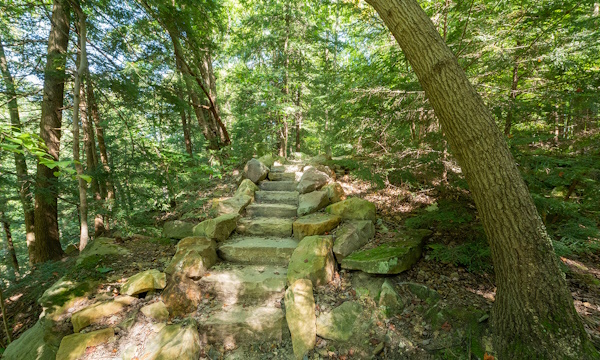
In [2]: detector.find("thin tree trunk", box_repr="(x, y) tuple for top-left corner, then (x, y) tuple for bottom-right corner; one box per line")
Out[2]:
(0, 212), (19, 276)
(295, 87), (301, 151)
(32, 0), (70, 263)
(504, 44), (520, 136)
(365, 0), (597, 358)
(72, 1), (89, 250)
(0, 284), (10, 344)
(0, 37), (36, 264)
(180, 107), (193, 157)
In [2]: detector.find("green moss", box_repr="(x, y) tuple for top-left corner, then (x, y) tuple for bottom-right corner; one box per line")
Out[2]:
(344, 241), (419, 262)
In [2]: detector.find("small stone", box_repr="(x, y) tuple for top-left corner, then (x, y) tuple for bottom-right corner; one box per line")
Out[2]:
(121, 269), (167, 296)
(141, 301), (169, 322)
(316, 301), (362, 342)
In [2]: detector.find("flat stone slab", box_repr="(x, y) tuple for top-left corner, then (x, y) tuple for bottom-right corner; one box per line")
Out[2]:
(71, 296), (133, 332)
(200, 265), (287, 305)
(236, 217), (294, 237)
(341, 230), (431, 274)
(271, 165), (304, 173)
(259, 181), (298, 192)
(246, 203), (298, 218)
(293, 213), (341, 240)
(255, 191), (299, 205)
(56, 328), (114, 360)
(121, 269), (167, 296)
(268, 172), (296, 181)
(199, 306), (284, 346)
(218, 237), (299, 265)
(216, 195), (252, 215)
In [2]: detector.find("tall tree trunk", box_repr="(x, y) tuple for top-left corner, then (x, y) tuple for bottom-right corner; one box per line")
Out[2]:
(0, 38), (36, 264)
(198, 50), (230, 146)
(0, 284), (10, 344)
(295, 86), (301, 151)
(0, 211), (19, 276)
(32, 0), (70, 263)
(365, 0), (597, 358)
(72, 2), (89, 250)
(86, 77), (114, 232)
(180, 107), (193, 157)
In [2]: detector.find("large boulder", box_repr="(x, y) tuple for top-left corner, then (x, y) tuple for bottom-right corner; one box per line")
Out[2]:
(1, 317), (63, 360)
(285, 279), (316, 360)
(56, 328), (114, 360)
(325, 197), (376, 221)
(135, 320), (201, 360)
(316, 301), (363, 342)
(215, 195), (252, 215)
(296, 167), (330, 194)
(71, 296), (134, 332)
(341, 230), (431, 274)
(76, 237), (130, 265)
(287, 235), (336, 286)
(161, 274), (203, 317)
(322, 182), (345, 203)
(293, 213), (341, 240)
(332, 220), (375, 262)
(165, 237), (217, 279)
(244, 158), (269, 184)
(236, 179), (260, 197)
(193, 214), (239, 242)
(121, 269), (167, 296)
(162, 221), (196, 239)
(297, 190), (330, 216)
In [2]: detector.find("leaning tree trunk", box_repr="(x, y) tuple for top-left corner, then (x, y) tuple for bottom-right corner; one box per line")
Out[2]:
(32, 0), (70, 263)
(72, 1), (89, 250)
(0, 211), (19, 276)
(365, 0), (597, 358)
(0, 38), (36, 264)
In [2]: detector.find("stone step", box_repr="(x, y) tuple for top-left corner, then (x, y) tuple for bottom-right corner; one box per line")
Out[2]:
(199, 265), (287, 305)
(255, 191), (299, 206)
(218, 237), (298, 265)
(268, 172), (297, 181)
(246, 203), (298, 218)
(259, 181), (298, 192)
(271, 164), (304, 173)
(199, 306), (284, 347)
(236, 217), (294, 237)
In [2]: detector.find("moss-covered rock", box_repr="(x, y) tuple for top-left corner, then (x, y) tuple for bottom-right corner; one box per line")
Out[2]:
(287, 235), (335, 286)
(296, 167), (330, 194)
(332, 220), (375, 262)
(341, 230), (431, 274)
(165, 236), (217, 279)
(378, 280), (403, 317)
(322, 182), (345, 203)
(285, 279), (316, 360)
(316, 301), (363, 342)
(38, 277), (95, 320)
(325, 197), (376, 221)
(77, 237), (130, 265)
(293, 213), (341, 240)
(215, 195), (253, 215)
(1, 317), (64, 360)
(56, 328), (114, 360)
(297, 190), (330, 216)
(193, 214), (239, 241)
(141, 301), (169, 322)
(257, 154), (276, 168)
(236, 179), (260, 197)
(121, 269), (167, 296)
(71, 297), (132, 332)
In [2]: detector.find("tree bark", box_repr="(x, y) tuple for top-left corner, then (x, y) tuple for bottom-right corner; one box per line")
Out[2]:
(0, 283), (10, 344)
(0, 37), (36, 264)
(365, 0), (597, 358)
(0, 211), (19, 276)
(72, 1), (89, 250)
(32, 0), (70, 263)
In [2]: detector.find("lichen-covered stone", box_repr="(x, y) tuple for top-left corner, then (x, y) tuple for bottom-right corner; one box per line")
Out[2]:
(378, 280), (403, 316)
(71, 299), (129, 332)
(296, 167), (330, 194)
(162, 221), (196, 239)
(332, 220), (375, 261)
(1, 317), (63, 360)
(244, 158), (269, 184)
(141, 301), (169, 322)
(341, 230), (431, 274)
(316, 301), (362, 342)
(215, 195), (252, 215)
(121, 269), (167, 296)
(193, 214), (239, 241)
(258, 154), (276, 168)
(322, 182), (345, 203)
(288, 236), (335, 286)
(165, 237), (217, 279)
(325, 197), (376, 221)
(297, 190), (329, 216)
(285, 279), (316, 359)
(236, 179), (260, 197)
(293, 213), (341, 240)
(76, 237), (130, 265)
(56, 328), (114, 360)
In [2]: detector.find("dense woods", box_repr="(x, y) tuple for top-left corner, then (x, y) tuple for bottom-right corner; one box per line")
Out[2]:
(1, 0), (599, 359)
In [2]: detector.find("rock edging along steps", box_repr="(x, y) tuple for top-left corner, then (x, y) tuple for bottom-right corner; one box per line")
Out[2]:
(7, 155), (432, 360)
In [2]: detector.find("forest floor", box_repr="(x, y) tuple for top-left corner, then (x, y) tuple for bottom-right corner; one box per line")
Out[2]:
(2, 169), (600, 359)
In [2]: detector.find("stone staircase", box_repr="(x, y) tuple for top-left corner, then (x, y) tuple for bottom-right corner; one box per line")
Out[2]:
(197, 163), (304, 349)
